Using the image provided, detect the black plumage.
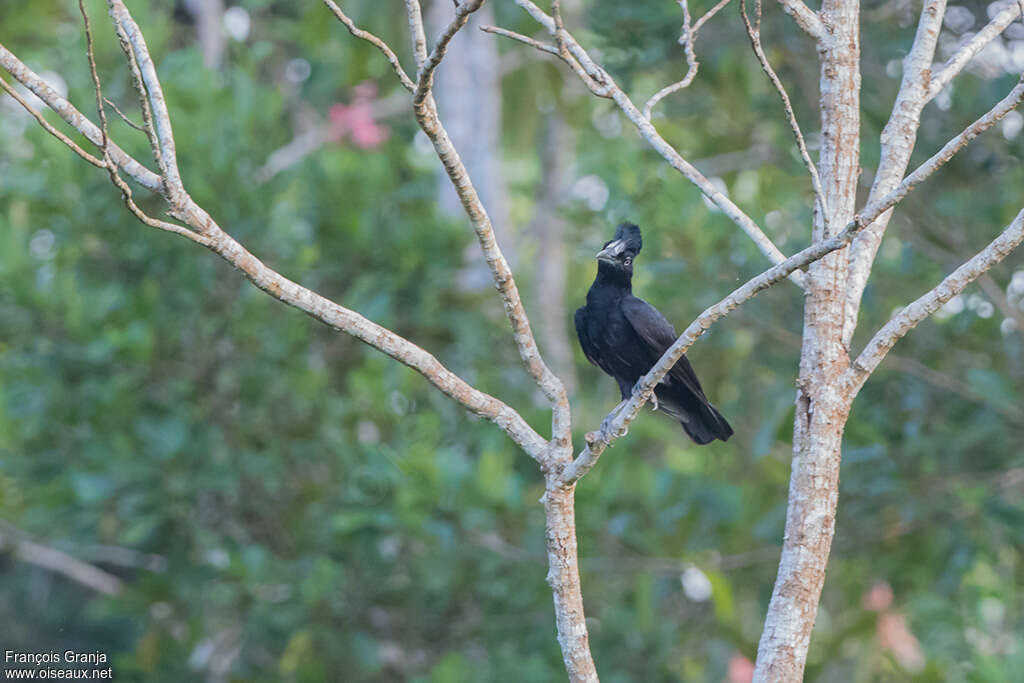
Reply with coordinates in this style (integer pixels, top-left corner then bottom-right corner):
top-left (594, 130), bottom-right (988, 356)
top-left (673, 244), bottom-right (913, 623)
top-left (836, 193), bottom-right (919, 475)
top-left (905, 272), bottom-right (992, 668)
top-left (574, 223), bottom-right (733, 444)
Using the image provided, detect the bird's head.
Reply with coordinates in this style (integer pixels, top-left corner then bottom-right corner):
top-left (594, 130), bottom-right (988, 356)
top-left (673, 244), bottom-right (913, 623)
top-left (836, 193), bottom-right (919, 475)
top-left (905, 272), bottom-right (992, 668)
top-left (596, 222), bottom-right (642, 278)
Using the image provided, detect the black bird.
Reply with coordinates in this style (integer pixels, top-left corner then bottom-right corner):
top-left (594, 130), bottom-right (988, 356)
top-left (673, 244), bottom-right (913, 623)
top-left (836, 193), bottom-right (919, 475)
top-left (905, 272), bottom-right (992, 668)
top-left (574, 223), bottom-right (733, 444)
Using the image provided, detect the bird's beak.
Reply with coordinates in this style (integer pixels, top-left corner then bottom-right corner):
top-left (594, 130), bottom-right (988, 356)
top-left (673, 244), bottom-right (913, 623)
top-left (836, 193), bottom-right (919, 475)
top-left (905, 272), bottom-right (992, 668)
top-left (596, 239), bottom-right (625, 262)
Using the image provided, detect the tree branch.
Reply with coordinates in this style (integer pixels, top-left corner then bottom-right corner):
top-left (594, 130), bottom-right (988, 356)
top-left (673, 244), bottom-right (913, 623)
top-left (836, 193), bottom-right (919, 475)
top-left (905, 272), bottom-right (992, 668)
top-left (927, 1), bottom-right (1024, 102)
top-left (107, 0), bottom-right (187, 202)
top-left (404, 0), bottom-right (429, 72)
top-left (0, 526), bottom-right (123, 596)
top-left (0, 42), bottom-right (163, 193)
top-left (3, 39), bottom-right (548, 463)
top-left (506, 0), bottom-right (806, 288)
top-left (319, 0), bottom-right (416, 92)
top-left (0, 75), bottom-right (105, 168)
top-left (413, 0), bottom-right (486, 105)
top-left (844, 0), bottom-right (947, 346)
top-left (848, 208), bottom-right (1024, 391)
top-left (739, 0), bottom-right (829, 225)
top-left (845, 71), bottom-right (1024, 346)
top-left (642, 0), bottom-right (707, 119)
top-left (775, 0), bottom-right (826, 41)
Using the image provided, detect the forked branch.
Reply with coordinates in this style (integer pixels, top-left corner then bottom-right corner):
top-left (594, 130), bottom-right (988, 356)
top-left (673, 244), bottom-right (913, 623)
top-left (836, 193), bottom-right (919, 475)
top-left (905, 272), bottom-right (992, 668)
top-left (504, 0), bottom-right (806, 288)
top-left (848, 208), bottom-right (1024, 390)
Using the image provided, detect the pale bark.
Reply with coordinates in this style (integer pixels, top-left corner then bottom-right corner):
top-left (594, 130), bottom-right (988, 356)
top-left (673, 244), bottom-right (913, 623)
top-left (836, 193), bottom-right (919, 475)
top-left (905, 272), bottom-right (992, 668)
top-left (543, 481), bottom-right (599, 683)
top-left (776, 0), bottom-right (826, 41)
top-left (753, 0), bottom-right (861, 678)
top-left (843, 0), bottom-right (946, 347)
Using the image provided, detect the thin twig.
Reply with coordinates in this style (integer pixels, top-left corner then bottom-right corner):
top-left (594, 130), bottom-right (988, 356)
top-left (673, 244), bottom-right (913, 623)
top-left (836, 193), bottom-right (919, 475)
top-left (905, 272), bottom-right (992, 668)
top-left (481, 23), bottom-right (611, 97)
top-left (739, 0), bottom-right (828, 224)
top-left (414, 0), bottom-right (486, 104)
top-left (81, 0), bottom-right (205, 244)
top-left (320, 0), bottom-right (416, 92)
top-left (0, 75), bottom-right (105, 168)
top-left (0, 43), bottom-right (162, 193)
top-left (480, 25), bottom-right (559, 56)
top-left (104, 96), bottom-right (145, 131)
top-left (693, 0), bottom-right (733, 33)
top-left (642, 0), bottom-right (701, 120)
top-left (928, 1), bottom-right (1023, 102)
top-left (107, 0), bottom-right (186, 201)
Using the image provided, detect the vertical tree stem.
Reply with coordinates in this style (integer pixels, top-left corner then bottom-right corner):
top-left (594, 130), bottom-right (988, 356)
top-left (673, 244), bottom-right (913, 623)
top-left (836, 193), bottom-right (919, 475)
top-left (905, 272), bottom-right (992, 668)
top-left (543, 480), bottom-right (599, 682)
top-left (753, 0), bottom-right (861, 677)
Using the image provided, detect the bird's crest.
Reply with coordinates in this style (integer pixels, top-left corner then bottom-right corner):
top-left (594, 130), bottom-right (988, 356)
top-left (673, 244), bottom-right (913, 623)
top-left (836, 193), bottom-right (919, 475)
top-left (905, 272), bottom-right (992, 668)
top-left (614, 222), bottom-right (642, 254)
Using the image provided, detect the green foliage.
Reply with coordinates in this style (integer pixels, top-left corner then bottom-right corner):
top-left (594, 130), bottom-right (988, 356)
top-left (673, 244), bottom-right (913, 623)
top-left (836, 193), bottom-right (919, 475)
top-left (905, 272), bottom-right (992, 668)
top-left (1, 1), bottom-right (1023, 681)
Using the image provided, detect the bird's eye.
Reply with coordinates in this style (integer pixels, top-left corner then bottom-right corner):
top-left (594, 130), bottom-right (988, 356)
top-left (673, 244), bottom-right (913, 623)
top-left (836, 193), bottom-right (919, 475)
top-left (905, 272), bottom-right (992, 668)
top-left (623, 256), bottom-right (633, 266)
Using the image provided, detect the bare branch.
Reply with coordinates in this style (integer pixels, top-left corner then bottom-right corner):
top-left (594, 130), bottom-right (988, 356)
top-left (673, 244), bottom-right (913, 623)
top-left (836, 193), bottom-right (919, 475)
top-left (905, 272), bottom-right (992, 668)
top-left (480, 25), bottom-right (559, 56)
top-left (928, 1), bottom-right (1024, 102)
top-left (107, 0), bottom-right (186, 200)
top-left (507, 0), bottom-right (805, 288)
top-left (848, 208), bottom-right (1024, 390)
top-left (414, 0), bottom-right (486, 104)
top-left (481, 23), bottom-right (611, 97)
top-left (775, 0), bottom-right (826, 41)
top-left (0, 42), bottom-right (163, 192)
top-left (404, 0), bottom-right (429, 71)
top-left (320, 0), bottom-right (416, 92)
top-left (104, 96), bottom-right (146, 131)
top-left (642, 0), bottom-right (701, 119)
top-left (0, 526), bottom-right (123, 596)
top-left (865, 75), bottom-right (1024, 215)
top-left (110, 18), bottom-right (164, 168)
top-left (81, 0), bottom-right (207, 245)
top-left (0, 75), bottom-right (105, 168)
top-left (739, 0), bottom-right (829, 224)
top-left (843, 0), bottom-right (948, 346)
top-left (693, 0), bottom-right (734, 33)
top-left (411, 101), bottom-right (571, 452)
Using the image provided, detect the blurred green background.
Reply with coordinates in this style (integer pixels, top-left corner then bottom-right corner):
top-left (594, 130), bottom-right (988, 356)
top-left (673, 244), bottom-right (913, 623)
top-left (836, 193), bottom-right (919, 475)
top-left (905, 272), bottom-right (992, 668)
top-left (1, 1), bottom-right (1023, 681)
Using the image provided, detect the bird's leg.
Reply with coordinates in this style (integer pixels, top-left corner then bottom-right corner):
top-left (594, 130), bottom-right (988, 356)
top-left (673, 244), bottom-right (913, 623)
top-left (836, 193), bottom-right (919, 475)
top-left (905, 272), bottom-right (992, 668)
top-left (600, 400), bottom-right (630, 439)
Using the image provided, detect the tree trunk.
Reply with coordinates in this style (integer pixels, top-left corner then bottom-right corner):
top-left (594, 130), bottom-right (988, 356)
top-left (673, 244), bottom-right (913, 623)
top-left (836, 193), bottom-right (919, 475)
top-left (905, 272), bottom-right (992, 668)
top-left (753, 0), bottom-right (860, 679)
top-left (543, 479), bottom-right (599, 683)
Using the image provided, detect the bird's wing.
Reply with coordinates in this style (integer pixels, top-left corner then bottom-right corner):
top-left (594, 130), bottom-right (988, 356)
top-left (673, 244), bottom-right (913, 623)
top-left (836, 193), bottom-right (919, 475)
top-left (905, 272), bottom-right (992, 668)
top-left (574, 306), bottom-right (601, 368)
top-left (621, 296), bottom-right (706, 395)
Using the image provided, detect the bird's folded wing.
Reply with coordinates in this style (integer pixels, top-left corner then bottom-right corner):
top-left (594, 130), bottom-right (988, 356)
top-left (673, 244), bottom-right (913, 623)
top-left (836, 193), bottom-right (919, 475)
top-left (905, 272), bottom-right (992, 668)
top-left (621, 296), bottom-right (706, 395)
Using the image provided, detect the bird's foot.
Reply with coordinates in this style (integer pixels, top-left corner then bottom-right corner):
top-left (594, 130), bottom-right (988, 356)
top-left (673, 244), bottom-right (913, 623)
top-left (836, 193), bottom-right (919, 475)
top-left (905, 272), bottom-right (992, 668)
top-left (630, 380), bottom-right (658, 411)
top-left (600, 400), bottom-right (630, 440)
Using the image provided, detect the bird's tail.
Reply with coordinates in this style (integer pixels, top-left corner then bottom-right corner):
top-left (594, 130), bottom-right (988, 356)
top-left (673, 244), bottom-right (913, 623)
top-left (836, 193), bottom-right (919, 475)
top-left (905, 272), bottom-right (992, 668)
top-left (681, 400), bottom-right (733, 445)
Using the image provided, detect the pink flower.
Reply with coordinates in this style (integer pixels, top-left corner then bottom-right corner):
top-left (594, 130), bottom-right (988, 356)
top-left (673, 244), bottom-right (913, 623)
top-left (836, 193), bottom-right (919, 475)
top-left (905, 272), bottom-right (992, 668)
top-left (727, 654), bottom-right (754, 683)
top-left (328, 81), bottom-right (389, 150)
